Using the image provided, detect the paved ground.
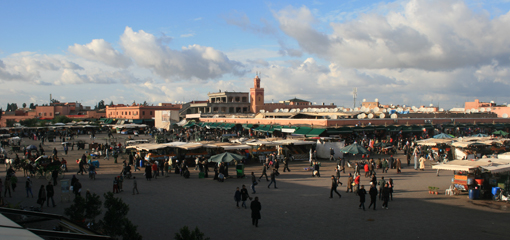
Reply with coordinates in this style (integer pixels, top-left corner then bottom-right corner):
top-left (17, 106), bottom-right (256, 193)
top-left (2, 133), bottom-right (509, 239)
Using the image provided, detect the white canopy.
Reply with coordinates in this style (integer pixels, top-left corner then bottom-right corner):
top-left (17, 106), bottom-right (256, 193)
top-left (432, 158), bottom-right (510, 173)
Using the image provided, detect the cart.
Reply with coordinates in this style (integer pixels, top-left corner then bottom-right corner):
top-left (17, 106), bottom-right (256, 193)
top-left (34, 155), bottom-right (65, 181)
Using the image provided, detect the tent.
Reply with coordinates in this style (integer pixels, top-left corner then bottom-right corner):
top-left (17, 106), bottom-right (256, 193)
top-left (340, 143), bottom-right (368, 155)
top-left (492, 130), bottom-right (509, 136)
top-left (433, 133), bottom-right (454, 139)
top-left (209, 152), bottom-right (245, 163)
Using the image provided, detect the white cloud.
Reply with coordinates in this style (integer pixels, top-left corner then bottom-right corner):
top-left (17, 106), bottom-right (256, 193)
top-left (275, 0), bottom-right (510, 70)
top-left (180, 33), bottom-right (195, 38)
top-left (68, 39), bottom-right (132, 68)
top-left (120, 26), bottom-right (244, 81)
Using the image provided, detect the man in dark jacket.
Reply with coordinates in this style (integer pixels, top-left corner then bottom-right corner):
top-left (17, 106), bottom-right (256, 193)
top-left (46, 182), bottom-right (56, 207)
top-left (250, 197), bottom-right (261, 227)
top-left (330, 175), bottom-right (341, 198)
top-left (268, 169), bottom-right (277, 189)
top-left (368, 184), bottom-right (378, 210)
top-left (358, 185), bottom-right (367, 210)
top-left (346, 173), bottom-right (354, 193)
top-left (313, 161), bottom-right (320, 177)
top-left (382, 183), bottom-right (390, 209)
top-left (283, 157), bottom-right (290, 172)
top-left (258, 164), bottom-right (269, 182)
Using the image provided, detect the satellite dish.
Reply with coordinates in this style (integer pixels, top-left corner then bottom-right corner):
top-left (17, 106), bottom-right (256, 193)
top-left (465, 109), bottom-right (471, 114)
top-left (290, 109), bottom-right (296, 113)
top-left (379, 113), bottom-right (386, 119)
top-left (471, 108), bottom-right (476, 112)
top-left (360, 113), bottom-right (366, 119)
top-left (368, 113), bottom-right (374, 119)
top-left (374, 107), bottom-right (380, 112)
top-left (357, 114), bottom-right (362, 119)
top-left (296, 108), bottom-right (301, 112)
top-left (382, 109), bottom-right (387, 113)
top-left (503, 113), bottom-right (509, 118)
top-left (439, 108), bottom-right (444, 112)
top-left (473, 109), bottom-right (479, 113)
top-left (354, 107), bottom-right (359, 111)
top-left (302, 108), bottom-right (308, 112)
top-left (390, 113), bottom-right (398, 119)
top-left (274, 109), bottom-right (279, 112)
top-left (360, 106), bottom-right (366, 112)
top-left (480, 108), bottom-right (486, 112)
top-left (397, 107), bottom-right (403, 112)
top-left (284, 109), bottom-right (289, 113)
top-left (349, 109), bottom-right (353, 112)
top-left (334, 108), bottom-right (339, 112)
top-left (343, 109), bottom-right (347, 112)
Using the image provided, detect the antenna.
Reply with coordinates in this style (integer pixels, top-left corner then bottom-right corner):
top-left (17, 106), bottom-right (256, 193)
top-left (353, 87), bottom-right (357, 109)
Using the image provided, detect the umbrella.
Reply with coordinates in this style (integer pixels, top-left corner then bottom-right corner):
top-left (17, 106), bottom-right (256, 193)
top-left (471, 133), bottom-right (489, 137)
top-left (26, 145), bottom-right (37, 150)
top-left (340, 143), bottom-right (369, 155)
top-left (209, 152), bottom-right (245, 163)
top-left (54, 123), bottom-right (66, 126)
top-left (493, 130), bottom-right (509, 136)
top-left (433, 133), bottom-right (453, 139)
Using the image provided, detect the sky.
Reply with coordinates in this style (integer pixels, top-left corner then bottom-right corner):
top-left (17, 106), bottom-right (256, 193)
top-left (2, 0), bottom-right (510, 110)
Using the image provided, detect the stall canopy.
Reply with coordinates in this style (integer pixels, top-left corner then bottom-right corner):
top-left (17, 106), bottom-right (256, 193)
top-left (293, 127), bottom-right (312, 135)
top-left (432, 158), bottom-right (510, 173)
top-left (305, 128), bottom-right (326, 137)
top-left (433, 133), bottom-right (454, 139)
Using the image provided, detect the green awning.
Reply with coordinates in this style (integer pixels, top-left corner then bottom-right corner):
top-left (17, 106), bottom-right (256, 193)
top-left (306, 128), bottom-right (326, 137)
top-left (223, 123), bottom-right (235, 130)
top-left (353, 126), bottom-right (374, 132)
top-left (253, 125), bottom-right (266, 131)
top-left (242, 124), bottom-right (253, 129)
top-left (257, 125), bottom-right (272, 132)
top-left (268, 125), bottom-right (282, 133)
top-left (293, 127), bottom-right (312, 135)
top-left (132, 119), bottom-right (144, 124)
top-left (327, 127), bottom-right (352, 134)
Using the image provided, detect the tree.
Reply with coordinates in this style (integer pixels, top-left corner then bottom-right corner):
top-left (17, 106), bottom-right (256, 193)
top-left (22, 103), bottom-right (27, 108)
top-left (99, 192), bottom-right (141, 239)
top-left (52, 115), bottom-right (72, 124)
top-left (19, 118), bottom-right (39, 127)
top-left (64, 192), bottom-right (102, 229)
top-left (174, 226), bottom-right (210, 240)
top-left (29, 103), bottom-right (35, 109)
top-left (50, 98), bottom-right (60, 104)
top-left (0, 108), bottom-right (3, 120)
top-left (6, 119), bottom-right (16, 127)
top-left (109, 101), bottom-right (114, 106)
top-left (64, 196), bottom-right (86, 224)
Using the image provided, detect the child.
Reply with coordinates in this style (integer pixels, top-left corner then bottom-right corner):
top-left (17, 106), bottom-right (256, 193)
top-left (358, 185), bottom-right (367, 210)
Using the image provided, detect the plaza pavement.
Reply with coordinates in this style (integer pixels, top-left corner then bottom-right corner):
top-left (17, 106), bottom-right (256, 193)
top-left (2, 133), bottom-right (509, 239)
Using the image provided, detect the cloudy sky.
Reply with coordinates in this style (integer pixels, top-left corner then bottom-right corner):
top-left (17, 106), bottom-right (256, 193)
top-left (1, 0), bottom-right (510, 109)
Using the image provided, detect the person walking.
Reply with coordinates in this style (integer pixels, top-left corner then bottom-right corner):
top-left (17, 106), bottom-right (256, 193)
top-left (250, 172), bottom-right (257, 194)
top-left (250, 197), bottom-right (261, 227)
top-left (25, 177), bottom-right (34, 198)
top-left (368, 184), bottom-right (378, 210)
top-left (413, 147), bottom-right (419, 170)
top-left (283, 157), bottom-right (290, 172)
top-left (132, 177), bottom-right (139, 195)
top-left (358, 185), bottom-right (367, 210)
top-left (258, 164), bottom-right (269, 182)
top-left (388, 178), bottom-right (394, 200)
top-left (113, 177), bottom-right (119, 193)
top-left (419, 156), bottom-right (426, 171)
top-left (354, 174), bottom-right (361, 194)
top-left (330, 148), bottom-right (335, 161)
top-left (46, 182), bottom-right (56, 207)
top-left (313, 161), bottom-right (321, 177)
top-left (378, 176), bottom-right (386, 200)
top-left (145, 164), bottom-right (152, 181)
top-left (73, 179), bottom-right (82, 197)
top-left (346, 173), bottom-right (354, 193)
top-left (268, 169), bottom-right (277, 189)
top-left (234, 187), bottom-right (241, 208)
top-left (37, 185), bottom-right (46, 210)
top-left (396, 158), bottom-right (402, 173)
top-left (381, 159), bottom-right (388, 173)
top-left (330, 175), bottom-right (341, 198)
top-left (52, 169), bottom-right (59, 186)
top-left (382, 183), bottom-right (390, 209)
top-left (240, 185), bottom-right (251, 209)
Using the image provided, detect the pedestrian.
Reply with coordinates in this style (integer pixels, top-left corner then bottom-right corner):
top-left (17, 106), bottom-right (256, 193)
top-left (37, 185), bottom-right (46, 210)
top-left (145, 164), bottom-right (152, 181)
top-left (419, 156), bottom-right (426, 171)
top-left (132, 177), bottom-right (139, 195)
top-left (396, 158), bottom-right (401, 173)
top-left (113, 177), bottom-right (119, 193)
top-left (52, 169), bottom-right (59, 186)
top-left (330, 148), bottom-right (335, 161)
top-left (346, 173), bottom-right (353, 193)
top-left (358, 185), bottom-right (367, 210)
top-left (250, 172), bottom-right (257, 194)
top-left (382, 183), bottom-right (390, 209)
top-left (250, 197), bottom-right (261, 227)
top-left (25, 177), bottom-right (33, 198)
top-left (46, 182), bottom-right (56, 207)
top-left (73, 179), bottom-right (82, 197)
top-left (234, 187), bottom-right (241, 208)
top-left (283, 156), bottom-right (291, 172)
top-left (335, 166), bottom-right (342, 184)
top-left (413, 147), bottom-right (419, 170)
top-left (241, 185), bottom-right (251, 208)
top-left (152, 162), bottom-right (158, 179)
top-left (268, 169), bottom-right (277, 189)
top-left (368, 184), bottom-right (378, 210)
top-left (258, 164), bottom-right (269, 182)
top-left (354, 174), bottom-right (360, 194)
top-left (378, 176), bottom-right (386, 200)
top-left (330, 175), bottom-right (341, 198)
top-left (10, 174), bottom-right (17, 192)
top-left (313, 161), bottom-right (320, 177)
top-left (388, 178), bottom-right (394, 200)
top-left (382, 159), bottom-right (388, 173)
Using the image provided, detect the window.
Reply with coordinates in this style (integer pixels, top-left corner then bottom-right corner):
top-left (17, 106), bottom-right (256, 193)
top-left (129, 112), bottom-right (131, 115)
top-left (149, 111), bottom-right (152, 115)
top-left (49, 113), bottom-right (52, 116)
top-left (143, 111), bottom-right (145, 115)
top-left (44, 113), bottom-right (47, 116)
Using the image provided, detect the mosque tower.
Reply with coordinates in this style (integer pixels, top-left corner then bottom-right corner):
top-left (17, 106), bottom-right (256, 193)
top-left (250, 74), bottom-right (264, 113)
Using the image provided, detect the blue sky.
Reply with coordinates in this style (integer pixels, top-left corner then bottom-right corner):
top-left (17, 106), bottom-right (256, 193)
top-left (2, 0), bottom-right (510, 110)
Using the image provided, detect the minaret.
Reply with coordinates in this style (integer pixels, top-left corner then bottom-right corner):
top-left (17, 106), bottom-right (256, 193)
top-left (250, 74), bottom-right (264, 113)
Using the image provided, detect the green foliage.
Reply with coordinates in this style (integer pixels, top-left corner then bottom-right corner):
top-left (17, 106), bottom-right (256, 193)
top-left (52, 115), bottom-right (72, 124)
top-left (19, 118), bottom-right (39, 127)
top-left (22, 103), bottom-right (27, 108)
top-left (85, 192), bottom-right (103, 224)
top-left (50, 99), bottom-right (60, 104)
top-left (99, 192), bottom-right (141, 239)
top-left (6, 119), bottom-right (16, 127)
top-left (64, 196), bottom-right (86, 224)
top-left (174, 226), bottom-right (210, 240)
top-left (29, 103), bottom-right (35, 109)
